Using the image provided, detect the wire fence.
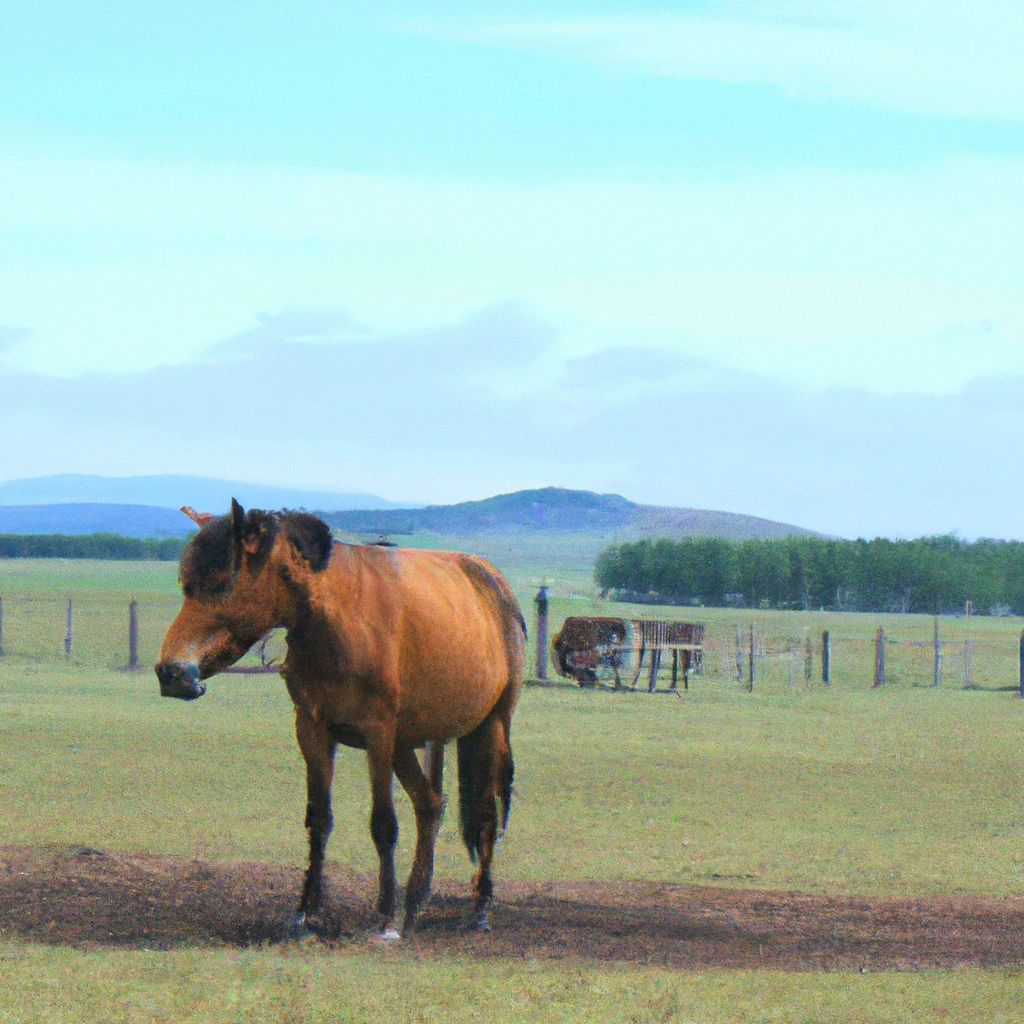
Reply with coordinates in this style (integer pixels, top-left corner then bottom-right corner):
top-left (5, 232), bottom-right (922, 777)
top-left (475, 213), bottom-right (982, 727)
top-left (537, 604), bottom-right (1024, 694)
top-left (2, 591), bottom-right (1023, 695)
top-left (0, 593), bottom-right (286, 673)
top-left (675, 625), bottom-right (1022, 692)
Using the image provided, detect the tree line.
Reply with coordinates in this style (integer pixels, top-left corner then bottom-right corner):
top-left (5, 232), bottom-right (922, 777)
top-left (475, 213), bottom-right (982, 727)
top-left (594, 535), bottom-right (1024, 615)
top-left (0, 533), bottom-right (186, 561)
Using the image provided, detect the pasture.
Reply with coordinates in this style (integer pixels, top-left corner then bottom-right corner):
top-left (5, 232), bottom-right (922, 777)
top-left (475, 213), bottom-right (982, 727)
top-left (2, 557), bottom-right (1024, 1021)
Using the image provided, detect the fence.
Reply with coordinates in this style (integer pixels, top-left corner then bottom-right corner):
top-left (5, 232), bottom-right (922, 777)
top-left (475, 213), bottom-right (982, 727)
top-left (689, 623), bottom-right (1024, 693)
top-left (534, 596), bottom-right (1024, 694)
top-left (3, 590), bottom-right (1024, 695)
top-left (0, 593), bottom-right (285, 673)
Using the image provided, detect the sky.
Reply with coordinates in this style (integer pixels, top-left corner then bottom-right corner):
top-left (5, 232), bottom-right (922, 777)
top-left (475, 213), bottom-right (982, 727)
top-left (1, 1), bottom-right (1021, 538)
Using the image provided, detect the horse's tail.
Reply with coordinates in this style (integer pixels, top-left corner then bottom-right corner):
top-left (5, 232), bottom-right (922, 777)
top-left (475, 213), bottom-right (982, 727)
top-left (457, 723), bottom-right (487, 864)
top-left (457, 710), bottom-right (514, 865)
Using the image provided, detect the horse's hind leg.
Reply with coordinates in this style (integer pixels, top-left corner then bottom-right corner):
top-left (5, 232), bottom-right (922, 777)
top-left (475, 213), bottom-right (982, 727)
top-left (393, 740), bottom-right (445, 935)
top-left (458, 712), bottom-right (513, 932)
top-left (293, 709), bottom-right (336, 936)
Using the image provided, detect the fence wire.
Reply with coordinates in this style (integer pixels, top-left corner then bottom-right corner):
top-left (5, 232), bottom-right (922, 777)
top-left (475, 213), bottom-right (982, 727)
top-left (0, 593), bottom-right (287, 672)
top-left (2, 593), bottom-right (1022, 692)
top-left (552, 615), bottom-right (1023, 692)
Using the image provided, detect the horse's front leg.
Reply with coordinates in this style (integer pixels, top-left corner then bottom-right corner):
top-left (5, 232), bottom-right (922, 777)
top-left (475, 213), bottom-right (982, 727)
top-left (393, 740), bottom-right (445, 935)
top-left (292, 708), bottom-right (336, 936)
top-left (365, 723), bottom-right (400, 941)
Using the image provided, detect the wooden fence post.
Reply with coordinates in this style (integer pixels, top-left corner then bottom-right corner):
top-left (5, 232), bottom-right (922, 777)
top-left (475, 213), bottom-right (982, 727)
top-left (804, 636), bottom-right (813, 682)
top-left (932, 616), bottom-right (941, 688)
top-left (821, 630), bottom-right (831, 685)
top-left (748, 622), bottom-right (755, 692)
top-left (963, 639), bottom-right (974, 689)
top-left (128, 597), bottom-right (139, 671)
top-left (64, 596), bottom-right (73, 659)
top-left (1019, 631), bottom-right (1024, 699)
top-left (873, 627), bottom-right (886, 687)
top-left (735, 623), bottom-right (743, 682)
top-left (534, 586), bottom-right (549, 681)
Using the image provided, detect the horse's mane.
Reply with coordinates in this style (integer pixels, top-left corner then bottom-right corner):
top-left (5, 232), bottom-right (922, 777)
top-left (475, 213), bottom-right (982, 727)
top-left (180, 509), bottom-right (333, 598)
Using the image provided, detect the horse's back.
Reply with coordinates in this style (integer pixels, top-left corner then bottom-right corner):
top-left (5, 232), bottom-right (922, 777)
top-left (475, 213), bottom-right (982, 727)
top-left (395, 548), bottom-right (525, 685)
top-left (328, 545), bottom-right (525, 742)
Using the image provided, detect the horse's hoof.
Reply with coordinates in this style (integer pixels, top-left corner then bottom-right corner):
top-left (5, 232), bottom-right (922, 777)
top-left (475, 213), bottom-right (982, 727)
top-left (372, 927), bottom-right (401, 944)
top-left (471, 912), bottom-right (491, 933)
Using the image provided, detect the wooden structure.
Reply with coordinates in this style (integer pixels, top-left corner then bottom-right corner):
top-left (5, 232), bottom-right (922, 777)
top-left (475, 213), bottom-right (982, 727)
top-left (551, 616), bottom-right (704, 692)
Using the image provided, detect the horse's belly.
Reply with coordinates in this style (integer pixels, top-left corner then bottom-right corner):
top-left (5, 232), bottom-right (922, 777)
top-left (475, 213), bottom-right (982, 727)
top-left (396, 671), bottom-right (507, 743)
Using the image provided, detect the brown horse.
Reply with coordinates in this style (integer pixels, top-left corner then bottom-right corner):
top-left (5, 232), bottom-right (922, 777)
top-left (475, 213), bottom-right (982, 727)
top-left (155, 500), bottom-right (525, 940)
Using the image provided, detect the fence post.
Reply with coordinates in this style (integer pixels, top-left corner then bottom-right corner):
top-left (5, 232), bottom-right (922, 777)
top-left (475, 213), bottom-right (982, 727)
top-left (534, 586), bottom-right (549, 681)
top-left (873, 627), bottom-right (886, 687)
top-left (64, 595), bottom-right (73, 659)
top-left (932, 616), bottom-right (941, 688)
top-left (963, 639), bottom-right (974, 689)
top-left (735, 623), bottom-right (743, 682)
top-left (821, 630), bottom-right (831, 685)
top-left (748, 622), bottom-right (755, 691)
top-left (804, 636), bottom-right (813, 682)
top-left (1019, 631), bottom-right (1024, 699)
top-left (128, 597), bottom-right (139, 671)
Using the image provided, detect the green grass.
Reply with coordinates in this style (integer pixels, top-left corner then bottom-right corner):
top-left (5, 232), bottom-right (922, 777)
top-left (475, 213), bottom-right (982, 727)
top-left (0, 558), bottom-right (180, 597)
top-left (4, 556), bottom-right (1023, 689)
top-left (4, 557), bottom-right (1024, 1021)
top-left (2, 942), bottom-right (1024, 1024)
top-left (3, 662), bottom-right (1024, 897)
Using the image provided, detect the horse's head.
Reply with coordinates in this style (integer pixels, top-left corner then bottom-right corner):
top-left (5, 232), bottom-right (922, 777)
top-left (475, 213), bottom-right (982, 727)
top-left (155, 498), bottom-right (333, 700)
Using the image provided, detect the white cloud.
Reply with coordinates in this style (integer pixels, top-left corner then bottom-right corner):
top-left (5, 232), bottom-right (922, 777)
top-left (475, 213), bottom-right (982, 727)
top-left (0, 147), bottom-right (1020, 390)
top-left (2, 305), bottom-right (1024, 538)
top-left (442, 2), bottom-right (1024, 121)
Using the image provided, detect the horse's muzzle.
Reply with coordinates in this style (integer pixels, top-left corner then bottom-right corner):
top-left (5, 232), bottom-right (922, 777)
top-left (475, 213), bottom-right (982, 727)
top-left (155, 661), bottom-right (207, 700)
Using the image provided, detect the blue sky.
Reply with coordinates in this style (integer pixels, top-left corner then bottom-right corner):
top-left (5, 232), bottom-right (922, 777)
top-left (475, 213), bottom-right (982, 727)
top-left (1, 2), bottom-right (1021, 537)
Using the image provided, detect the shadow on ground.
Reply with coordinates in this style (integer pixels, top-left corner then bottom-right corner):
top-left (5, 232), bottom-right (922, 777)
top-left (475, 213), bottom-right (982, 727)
top-left (2, 845), bottom-right (1023, 971)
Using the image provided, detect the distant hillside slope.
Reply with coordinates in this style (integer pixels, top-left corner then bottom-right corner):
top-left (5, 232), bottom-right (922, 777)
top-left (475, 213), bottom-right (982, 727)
top-left (324, 487), bottom-right (820, 541)
top-left (0, 504), bottom-right (194, 538)
top-left (0, 474), bottom-right (404, 512)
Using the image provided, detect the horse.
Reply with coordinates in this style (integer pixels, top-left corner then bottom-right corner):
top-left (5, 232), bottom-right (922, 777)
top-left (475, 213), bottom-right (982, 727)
top-left (155, 499), bottom-right (525, 941)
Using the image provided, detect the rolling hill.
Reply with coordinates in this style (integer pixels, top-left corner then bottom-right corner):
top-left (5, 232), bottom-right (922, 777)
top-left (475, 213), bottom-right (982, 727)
top-left (322, 488), bottom-right (823, 583)
top-left (0, 503), bottom-right (194, 538)
top-left (322, 487), bottom-right (819, 542)
top-left (0, 484), bottom-right (822, 581)
top-left (0, 474), bottom-right (404, 512)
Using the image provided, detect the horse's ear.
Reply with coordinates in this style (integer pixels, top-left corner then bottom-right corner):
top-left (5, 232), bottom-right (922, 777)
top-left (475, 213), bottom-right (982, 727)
top-left (229, 498), bottom-right (246, 572)
top-left (181, 505), bottom-right (216, 526)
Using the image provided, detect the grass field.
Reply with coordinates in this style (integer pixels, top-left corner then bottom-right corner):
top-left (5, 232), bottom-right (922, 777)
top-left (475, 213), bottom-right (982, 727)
top-left (2, 942), bottom-right (1024, 1024)
top-left (3, 556), bottom-right (1024, 1020)
top-left (3, 555), bottom-right (1022, 691)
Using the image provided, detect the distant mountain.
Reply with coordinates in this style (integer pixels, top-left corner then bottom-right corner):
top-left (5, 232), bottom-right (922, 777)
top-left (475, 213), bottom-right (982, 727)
top-left (324, 487), bottom-right (820, 542)
top-left (0, 486), bottom-right (822, 576)
top-left (0, 474), bottom-right (406, 513)
top-left (0, 503), bottom-right (197, 538)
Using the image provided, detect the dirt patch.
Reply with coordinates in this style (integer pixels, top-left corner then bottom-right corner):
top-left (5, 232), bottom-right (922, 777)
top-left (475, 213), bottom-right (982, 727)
top-left (2, 845), bottom-right (1023, 971)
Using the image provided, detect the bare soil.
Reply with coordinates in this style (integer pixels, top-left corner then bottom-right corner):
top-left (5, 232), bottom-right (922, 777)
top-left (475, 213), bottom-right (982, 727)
top-left (2, 845), bottom-right (1023, 972)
